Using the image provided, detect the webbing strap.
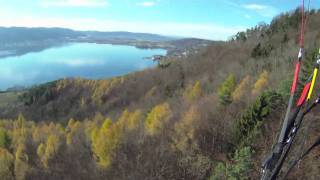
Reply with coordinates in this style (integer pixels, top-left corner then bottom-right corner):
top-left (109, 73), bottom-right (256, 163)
top-left (291, 62), bottom-right (302, 95)
top-left (297, 82), bottom-right (311, 106)
top-left (307, 68), bottom-right (318, 100)
top-left (300, 0), bottom-right (305, 47)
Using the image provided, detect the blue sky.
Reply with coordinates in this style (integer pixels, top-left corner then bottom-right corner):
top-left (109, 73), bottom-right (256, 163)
top-left (0, 0), bottom-right (319, 40)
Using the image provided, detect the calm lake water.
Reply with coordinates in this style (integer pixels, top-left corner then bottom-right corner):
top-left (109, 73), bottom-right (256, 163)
top-left (0, 43), bottom-right (166, 90)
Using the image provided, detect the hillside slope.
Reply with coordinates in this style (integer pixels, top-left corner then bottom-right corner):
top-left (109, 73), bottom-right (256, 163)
top-left (0, 8), bottom-right (320, 180)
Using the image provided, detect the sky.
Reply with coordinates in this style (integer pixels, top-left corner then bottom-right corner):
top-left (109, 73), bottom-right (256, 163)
top-left (0, 0), bottom-right (319, 40)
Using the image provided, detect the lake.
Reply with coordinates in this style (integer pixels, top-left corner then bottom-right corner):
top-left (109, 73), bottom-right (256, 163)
top-left (0, 43), bottom-right (166, 90)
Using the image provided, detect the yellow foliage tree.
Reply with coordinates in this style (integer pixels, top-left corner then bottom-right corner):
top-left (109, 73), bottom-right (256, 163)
top-left (173, 105), bottom-right (200, 152)
top-left (15, 143), bottom-right (28, 163)
top-left (14, 143), bottom-right (29, 180)
top-left (38, 135), bottom-right (60, 168)
top-left (145, 102), bottom-right (172, 136)
top-left (117, 110), bottom-right (130, 130)
top-left (184, 81), bottom-right (204, 101)
top-left (0, 148), bottom-right (14, 180)
top-left (16, 113), bottom-right (26, 129)
top-left (232, 75), bottom-right (251, 101)
top-left (37, 143), bottom-right (45, 159)
top-left (252, 71), bottom-right (269, 95)
top-left (90, 109), bottom-right (143, 168)
top-left (0, 128), bottom-right (10, 149)
top-left (91, 118), bottom-right (121, 168)
top-left (66, 122), bottom-right (81, 146)
top-left (32, 127), bottom-right (41, 144)
top-left (12, 114), bottom-right (28, 153)
top-left (127, 110), bottom-right (143, 131)
top-left (101, 119), bottom-right (113, 133)
top-left (45, 135), bottom-right (59, 160)
top-left (67, 118), bottom-right (76, 130)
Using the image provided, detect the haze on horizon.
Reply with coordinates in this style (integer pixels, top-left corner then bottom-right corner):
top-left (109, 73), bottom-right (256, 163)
top-left (0, 0), bottom-right (319, 40)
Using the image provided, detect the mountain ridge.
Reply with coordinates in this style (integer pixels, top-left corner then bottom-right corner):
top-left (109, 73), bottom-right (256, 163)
top-left (0, 26), bottom-right (213, 58)
top-left (0, 26), bottom-right (177, 42)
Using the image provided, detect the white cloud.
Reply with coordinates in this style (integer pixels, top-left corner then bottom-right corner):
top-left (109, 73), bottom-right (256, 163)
top-left (243, 4), bottom-right (268, 10)
top-left (0, 68), bottom-right (40, 86)
top-left (40, 0), bottom-right (108, 7)
top-left (0, 15), bottom-right (246, 40)
top-left (53, 58), bottom-right (106, 67)
top-left (244, 14), bottom-right (251, 19)
top-left (242, 3), bottom-right (278, 17)
top-left (224, 1), bottom-right (278, 18)
top-left (137, 1), bottom-right (156, 7)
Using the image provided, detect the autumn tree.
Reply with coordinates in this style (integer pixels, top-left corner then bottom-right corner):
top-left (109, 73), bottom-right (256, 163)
top-left (127, 110), bottom-right (143, 131)
top-left (91, 118), bottom-right (121, 168)
top-left (15, 143), bottom-right (29, 180)
top-left (252, 71), bottom-right (269, 96)
top-left (0, 148), bottom-right (14, 180)
top-left (232, 75), bottom-right (251, 101)
top-left (172, 105), bottom-right (212, 179)
top-left (38, 134), bottom-right (61, 168)
top-left (144, 102), bottom-right (172, 136)
top-left (66, 120), bottom-right (82, 146)
top-left (184, 81), bottom-right (204, 101)
top-left (173, 105), bottom-right (200, 152)
top-left (0, 128), bottom-right (10, 149)
top-left (12, 114), bottom-right (28, 149)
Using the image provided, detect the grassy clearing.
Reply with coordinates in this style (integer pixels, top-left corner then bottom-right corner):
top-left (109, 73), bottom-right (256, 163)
top-left (0, 92), bottom-right (21, 108)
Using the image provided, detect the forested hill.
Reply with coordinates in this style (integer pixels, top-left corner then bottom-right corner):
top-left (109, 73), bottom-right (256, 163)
top-left (0, 8), bottom-right (320, 180)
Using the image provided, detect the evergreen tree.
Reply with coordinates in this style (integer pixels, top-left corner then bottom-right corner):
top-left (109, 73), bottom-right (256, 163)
top-left (218, 74), bottom-right (236, 105)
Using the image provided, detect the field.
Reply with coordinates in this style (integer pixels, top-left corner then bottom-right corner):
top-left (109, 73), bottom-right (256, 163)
top-left (0, 91), bottom-right (21, 108)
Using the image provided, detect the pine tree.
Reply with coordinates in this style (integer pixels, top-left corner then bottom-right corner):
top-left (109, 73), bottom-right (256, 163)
top-left (209, 147), bottom-right (253, 180)
top-left (228, 147), bottom-right (254, 179)
top-left (218, 74), bottom-right (236, 105)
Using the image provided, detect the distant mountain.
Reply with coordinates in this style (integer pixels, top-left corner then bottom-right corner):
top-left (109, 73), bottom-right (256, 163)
top-left (0, 26), bottom-right (213, 58)
top-left (0, 27), bottom-right (176, 44)
top-left (84, 31), bottom-right (176, 42)
top-left (0, 27), bottom-right (83, 44)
